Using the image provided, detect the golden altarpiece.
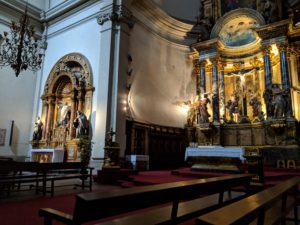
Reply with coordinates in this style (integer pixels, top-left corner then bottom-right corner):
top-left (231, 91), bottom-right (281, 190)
top-left (31, 53), bottom-right (94, 160)
top-left (186, 0), bottom-right (300, 147)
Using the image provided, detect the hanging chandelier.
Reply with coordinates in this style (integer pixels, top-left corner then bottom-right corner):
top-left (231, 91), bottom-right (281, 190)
top-left (0, 4), bottom-right (45, 77)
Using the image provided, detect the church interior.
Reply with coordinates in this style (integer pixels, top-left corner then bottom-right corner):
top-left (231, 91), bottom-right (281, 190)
top-left (1, 0), bottom-right (300, 224)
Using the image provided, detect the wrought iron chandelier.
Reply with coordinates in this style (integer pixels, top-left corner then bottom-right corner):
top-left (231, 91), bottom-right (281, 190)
top-left (0, 4), bottom-right (45, 77)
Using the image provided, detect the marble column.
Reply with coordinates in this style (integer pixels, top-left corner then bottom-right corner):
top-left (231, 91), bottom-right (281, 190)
top-left (218, 62), bottom-right (226, 122)
top-left (279, 44), bottom-right (292, 117)
top-left (263, 46), bottom-right (273, 118)
top-left (263, 46), bottom-right (273, 90)
top-left (212, 59), bottom-right (219, 122)
top-left (199, 60), bottom-right (206, 96)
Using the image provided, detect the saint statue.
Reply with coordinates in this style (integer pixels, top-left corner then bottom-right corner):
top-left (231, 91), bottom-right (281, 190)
top-left (226, 91), bottom-right (240, 123)
top-left (57, 102), bottom-right (71, 127)
top-left (198, 93), bottom-right (211, 124)
top-left (249, 92), bottom-right (263, 121)
top-left (73, 110), bottom-right (88, 138)
top-left (186, 100), bottom-right (197, 126)
top-left (271, 84), bottom-right (286, 118)
top-left (32, 117), bottom-right (43, 141)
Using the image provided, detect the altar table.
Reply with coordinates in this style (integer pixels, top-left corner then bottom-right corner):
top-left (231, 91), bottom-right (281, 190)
top-left (30, 149), bottom-right (65, 163)
top-left (185, 146), bottom-right (245, 161)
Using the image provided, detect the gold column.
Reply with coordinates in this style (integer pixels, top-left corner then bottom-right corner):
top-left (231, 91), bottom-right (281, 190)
top-left (41, 100), bottom-right (48, 140)
top-left (70, 94), bottom-right (77, 139)
top-left (218, 61), bottom-right (226, 122)
top-left (46, 96), bottom-right (55, 140)
top-left (77, 88), bottom-right (84, 112)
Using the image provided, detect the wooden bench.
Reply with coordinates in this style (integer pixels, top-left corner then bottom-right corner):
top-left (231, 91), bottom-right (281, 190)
top-left (46, 167), bottom-right (93, 197)
top-left (0, 161), bottom-right (93, 196)
top-left (196, 176), bottom-right (300, 225)
top-left (39, 173), bottom-right (253, 225)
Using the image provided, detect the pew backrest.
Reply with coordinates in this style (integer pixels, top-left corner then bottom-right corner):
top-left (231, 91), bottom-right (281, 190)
top-left (196, 176), bottom-right (300, 225)
top-left (71, 174), bottom-right (253, 224)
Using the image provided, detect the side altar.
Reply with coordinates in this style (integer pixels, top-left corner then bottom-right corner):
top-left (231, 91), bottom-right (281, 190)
top-left (30, 53), bottom-right (94, 161)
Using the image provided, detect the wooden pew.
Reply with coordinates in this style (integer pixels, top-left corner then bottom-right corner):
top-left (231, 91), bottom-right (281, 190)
top-left (196, 176), bottom-right (300, 225)
top-left (0, 161), bottom-right (93, 196)
top-left (39, 173), bottom-right (253, 225)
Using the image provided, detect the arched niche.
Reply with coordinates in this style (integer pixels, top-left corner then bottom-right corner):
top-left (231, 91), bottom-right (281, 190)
top-left (39, 53), bottom-right (94, 159)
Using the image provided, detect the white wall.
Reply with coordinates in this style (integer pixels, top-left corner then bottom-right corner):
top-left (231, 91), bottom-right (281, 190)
top-left (0, 24), bottom-right (37, 157)
top-left (49, 0), bottom-right (66, 9)
top-left (153, 0), bottom-right (200, 22)
top-left (128, 23), bottom-right (196, 128)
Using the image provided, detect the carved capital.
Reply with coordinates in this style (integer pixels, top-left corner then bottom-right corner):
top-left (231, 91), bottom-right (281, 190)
top-left (205, 64), bottom-right (212, 71)
top-left (210, 58), bottom-right (218, 66)
top-left (218, 61), bottom-right (226, 71)
top-left (262, 46), bottom-right (272, 55)
top-left (278, 43), bottom-right (288, 52)
top-left (97, 4), bottom-right (135, 28)
top-left (199, 60), bottom-right (207, 67)
top-left (194, 63), bottom-right (200, 75)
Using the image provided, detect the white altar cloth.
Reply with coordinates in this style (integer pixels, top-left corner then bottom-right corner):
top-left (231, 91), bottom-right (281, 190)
top-left (30, 149), bottom-right (65, 163)
top-left (185, 146), bottom-right (245, 161)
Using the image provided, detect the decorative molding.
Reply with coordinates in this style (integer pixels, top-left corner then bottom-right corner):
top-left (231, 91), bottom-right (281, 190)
top-left (256, 20), bottom-right (290, 40)
top-left (42, 0), bottom-right (92, 22)
top-left (0, 0), bottom-right (41, 21)
top-left (43, 53), bottom-right (94, 97)
top-left (97, 3), bottom-right (135, 28)
top-left (131, 0), bottom-right (196, 46)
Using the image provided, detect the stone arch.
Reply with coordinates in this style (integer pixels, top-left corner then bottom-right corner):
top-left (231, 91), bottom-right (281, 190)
top-left (39, 53), bottom-right (94, 158)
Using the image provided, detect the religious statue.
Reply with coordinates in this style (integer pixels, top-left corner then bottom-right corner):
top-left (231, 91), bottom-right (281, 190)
top-left (271, 84), bottom-right (286, 119)
top-left (198, 93), bottom-right (211, 124)
top-left (32, 117), bottom-right (43, 141)
top-left (226, 91), bottom-right (240, 123)
top-left (73, 110), bottom-right (88, 138)
top-left (263, 88), bottom-right (273, 118)
top-left (249, 92), bottom-right (263, 121)
top-left (105, 128), bottom-right (116, 147)
top-left (57, 102), bottom-right (71, 127)
top-left (187, 100), bottom-right (197, 126)
top-left (262, 0), bottom-right (278, 24)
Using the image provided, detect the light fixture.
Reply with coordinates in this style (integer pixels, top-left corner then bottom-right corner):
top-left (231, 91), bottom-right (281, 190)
top-left (0, 3), bottom-right (45, 77)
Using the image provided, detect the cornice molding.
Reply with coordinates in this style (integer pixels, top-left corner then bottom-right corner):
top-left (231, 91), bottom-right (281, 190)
top-left (255, 19), bottom-right (290, 40)
top-left (97, 3), bottom-right (135, 28)
top-left (131, 0), bottom-right (196, 46)
top-left (42, 0), bottom-right (92, 22)
top-left (0, 0), bottom-right (41, 21)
